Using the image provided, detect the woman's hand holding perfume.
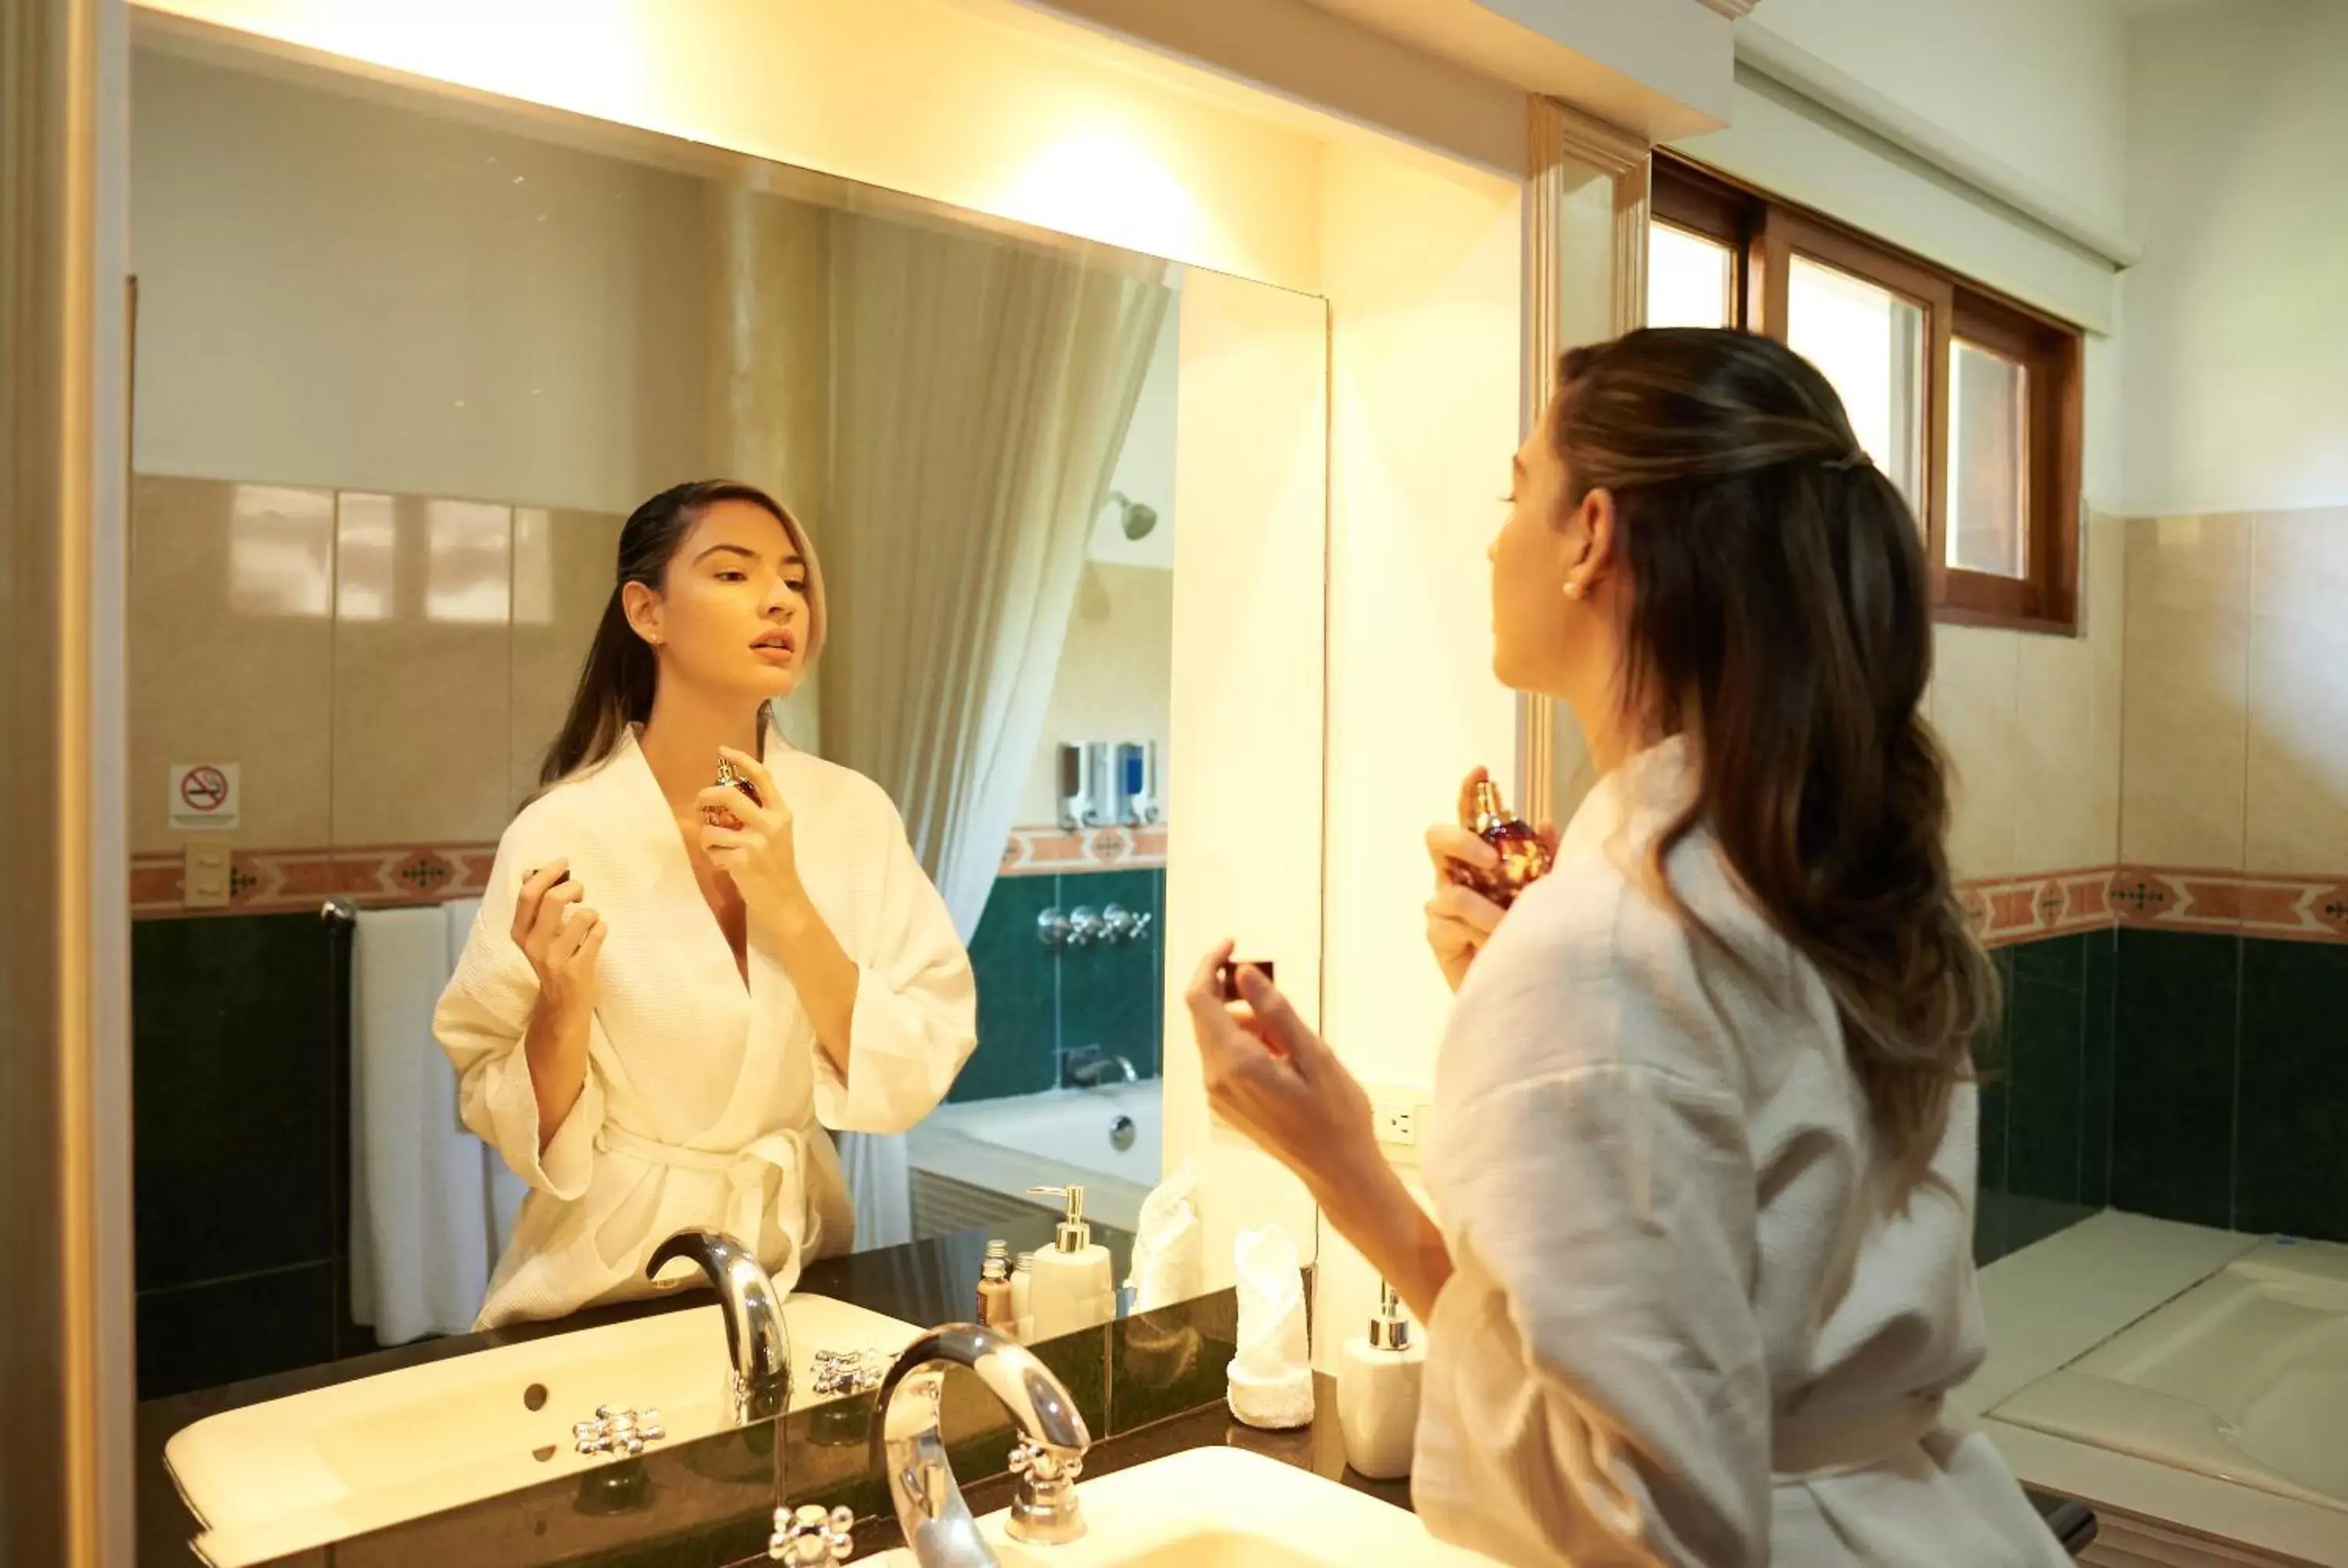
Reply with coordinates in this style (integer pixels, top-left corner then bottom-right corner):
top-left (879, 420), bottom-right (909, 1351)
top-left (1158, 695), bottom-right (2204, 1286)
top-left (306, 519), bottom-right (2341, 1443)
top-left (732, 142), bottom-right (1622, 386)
top-left (1423, 767), bottom-right (1558, 993)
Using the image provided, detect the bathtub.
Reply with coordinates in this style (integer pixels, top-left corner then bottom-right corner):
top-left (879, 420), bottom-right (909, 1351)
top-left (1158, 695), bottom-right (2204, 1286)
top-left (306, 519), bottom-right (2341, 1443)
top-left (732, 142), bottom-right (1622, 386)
top-left (1992, 1235), bottom-right (2348, 1514)
top-left (907, 1083), bottom-right (1162, 1234)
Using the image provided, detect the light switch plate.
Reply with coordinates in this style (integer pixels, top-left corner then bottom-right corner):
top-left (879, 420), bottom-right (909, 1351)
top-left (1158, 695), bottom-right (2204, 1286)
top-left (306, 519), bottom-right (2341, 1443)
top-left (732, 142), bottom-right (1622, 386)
top-left (183, 842), bottom-right (232, 909)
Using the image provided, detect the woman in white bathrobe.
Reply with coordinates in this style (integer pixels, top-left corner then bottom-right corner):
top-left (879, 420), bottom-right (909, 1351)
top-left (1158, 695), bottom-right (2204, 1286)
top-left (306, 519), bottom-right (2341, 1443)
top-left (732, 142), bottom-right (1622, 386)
top-left (436, 479), bottom-right (976, 1329)
top-left (1189, 330), bottom-right (2065, 1566)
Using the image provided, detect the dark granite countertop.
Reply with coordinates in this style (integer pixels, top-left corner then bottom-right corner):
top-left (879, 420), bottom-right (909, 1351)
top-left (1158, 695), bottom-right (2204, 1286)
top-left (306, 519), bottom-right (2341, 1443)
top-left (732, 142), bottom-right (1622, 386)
top-left (136, 1214), bottom-right (1132, 1566)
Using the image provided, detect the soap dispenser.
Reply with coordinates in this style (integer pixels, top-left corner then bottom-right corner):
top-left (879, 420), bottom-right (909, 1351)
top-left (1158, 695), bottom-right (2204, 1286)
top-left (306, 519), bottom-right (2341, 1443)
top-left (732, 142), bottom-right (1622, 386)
top-left (1337, 1279), bottom-right (1425, 1480)
top-left (1025, 1185), bottom-right (1114, 1341)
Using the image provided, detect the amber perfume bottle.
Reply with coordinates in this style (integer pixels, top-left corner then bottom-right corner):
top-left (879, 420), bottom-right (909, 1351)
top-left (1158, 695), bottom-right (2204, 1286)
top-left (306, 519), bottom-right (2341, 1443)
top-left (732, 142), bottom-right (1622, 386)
top-left (702, 755), bottom-right (762, 829)
top-left (1454, 779), bottom-right (1553, 909)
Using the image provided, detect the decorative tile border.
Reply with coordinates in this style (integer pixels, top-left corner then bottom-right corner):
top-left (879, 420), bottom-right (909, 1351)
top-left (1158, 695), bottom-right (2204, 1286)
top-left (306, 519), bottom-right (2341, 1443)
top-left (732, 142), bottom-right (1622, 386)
top-left (133, 823), bottom-right (1169, 917)
top-left (998, 822), bottom-right (1168, 878)
top-left (130, 843), bottom-right (499, 919)
top-left (1956, 866), bottom-right (2118, 947)
top-left (1960, 865), bottom-right (2348, 947)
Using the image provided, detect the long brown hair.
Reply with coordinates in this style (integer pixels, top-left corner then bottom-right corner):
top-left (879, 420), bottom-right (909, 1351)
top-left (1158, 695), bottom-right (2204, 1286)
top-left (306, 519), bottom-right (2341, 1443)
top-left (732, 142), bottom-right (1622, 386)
top-left (538, 479), bottom-right (827, 789)
top-left (1552, 328), bottom-right (1994, 1159)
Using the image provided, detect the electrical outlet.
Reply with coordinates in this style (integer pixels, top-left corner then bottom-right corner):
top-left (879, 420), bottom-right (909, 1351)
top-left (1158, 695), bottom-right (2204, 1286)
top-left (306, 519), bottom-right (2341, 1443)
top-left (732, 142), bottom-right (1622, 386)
top-left (1368, 1085), bottom-right (1430, 1163)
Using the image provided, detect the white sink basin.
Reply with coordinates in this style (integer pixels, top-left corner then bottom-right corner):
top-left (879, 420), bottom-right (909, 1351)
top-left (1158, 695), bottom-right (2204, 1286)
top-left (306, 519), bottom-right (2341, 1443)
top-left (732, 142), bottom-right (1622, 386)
top-left (870, 1445), bottom-right (1500, 1566)
top-left (165, 1292), bottom-right (924, 1568)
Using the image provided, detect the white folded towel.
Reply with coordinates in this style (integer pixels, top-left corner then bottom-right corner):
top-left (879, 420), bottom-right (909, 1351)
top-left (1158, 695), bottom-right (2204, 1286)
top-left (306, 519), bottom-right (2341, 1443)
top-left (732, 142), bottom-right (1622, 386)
top-left (1226, 1224), bottom-right (1314, 1430)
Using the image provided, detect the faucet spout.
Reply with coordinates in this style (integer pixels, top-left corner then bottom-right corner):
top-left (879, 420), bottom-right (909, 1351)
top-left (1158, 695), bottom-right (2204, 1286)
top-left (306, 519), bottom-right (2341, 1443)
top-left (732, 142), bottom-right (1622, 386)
top-left (873, 1324), bottom-right (1092, 1566)
top-left (647, 1228), bottom-right (792, 1425)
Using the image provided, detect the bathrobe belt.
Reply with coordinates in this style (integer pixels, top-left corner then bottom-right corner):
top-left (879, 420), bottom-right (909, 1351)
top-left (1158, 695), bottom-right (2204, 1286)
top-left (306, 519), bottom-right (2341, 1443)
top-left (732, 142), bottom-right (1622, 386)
top-left (595, 1122), bottom-right (818, 1269)
top-left (1771, 1392), bottom-right (1946, 1479)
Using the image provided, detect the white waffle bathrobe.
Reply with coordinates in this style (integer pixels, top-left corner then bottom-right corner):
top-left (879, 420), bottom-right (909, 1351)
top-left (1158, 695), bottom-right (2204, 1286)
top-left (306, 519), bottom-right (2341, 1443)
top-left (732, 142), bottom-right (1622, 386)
top-left (1413, 739), bottom-right (2065, 1567)
top-left (434, 728), bottom-right (976, 1329)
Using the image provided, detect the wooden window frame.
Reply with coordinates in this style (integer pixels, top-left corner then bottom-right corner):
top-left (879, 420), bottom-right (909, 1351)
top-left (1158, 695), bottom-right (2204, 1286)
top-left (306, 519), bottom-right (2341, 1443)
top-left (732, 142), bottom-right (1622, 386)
top-left (1653, 155), bottom-right (2083, 635)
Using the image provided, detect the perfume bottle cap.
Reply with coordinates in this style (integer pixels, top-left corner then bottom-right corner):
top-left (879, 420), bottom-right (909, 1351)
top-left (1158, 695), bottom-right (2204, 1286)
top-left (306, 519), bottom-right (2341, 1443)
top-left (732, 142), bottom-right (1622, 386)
top-left (1367, 1278), bottom-right (1411, 1351)
top-left (1027, 1185), bottom-right (1092, 1253)
top-left (1471, 779), bottom-right (1509, 831)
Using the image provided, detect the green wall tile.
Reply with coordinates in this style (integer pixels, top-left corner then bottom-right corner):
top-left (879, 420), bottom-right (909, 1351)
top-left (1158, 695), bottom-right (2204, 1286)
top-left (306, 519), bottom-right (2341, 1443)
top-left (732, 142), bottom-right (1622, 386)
top-left (2080, 927), bottom-right (2116, 1209)
top-left (2110, 930), bottom-right (2239, 1229)
top-left (1059, 869), bottom-right (1160, 1084)
top-left (2235, 939), bottom-right (2348, 1243)
top-left (2008, 975), bottom-right (2085, 1203)
top-left (956, 876), bottom-right (1061, 1104)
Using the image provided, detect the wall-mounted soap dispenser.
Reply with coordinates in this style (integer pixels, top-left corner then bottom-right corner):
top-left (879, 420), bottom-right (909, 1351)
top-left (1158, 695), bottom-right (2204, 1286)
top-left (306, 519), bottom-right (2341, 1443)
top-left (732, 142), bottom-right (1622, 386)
top-left (1025, 1184), bottom-right (1114, 1341)
top-left (1115, 740), bottom-right (1160, 825)
top-left (1057, 743), bottom-right (1091, 832)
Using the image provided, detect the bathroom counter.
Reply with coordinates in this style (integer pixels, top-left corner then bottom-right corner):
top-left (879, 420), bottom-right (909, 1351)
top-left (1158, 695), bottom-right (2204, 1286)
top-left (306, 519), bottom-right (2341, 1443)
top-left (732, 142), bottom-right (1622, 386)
top-left (844, 1372), bottom-right (2098, 1563)
top-left (1966, 1209), bottom-right (2347, 1566)
top-left (135, 1214), bottom-right (1130, 1566)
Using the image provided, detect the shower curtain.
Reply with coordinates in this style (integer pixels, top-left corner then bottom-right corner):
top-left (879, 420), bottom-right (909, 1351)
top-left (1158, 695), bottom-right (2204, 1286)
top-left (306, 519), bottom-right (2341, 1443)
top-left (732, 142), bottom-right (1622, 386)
top-left (708, 189), bottom-right (1171, 1247)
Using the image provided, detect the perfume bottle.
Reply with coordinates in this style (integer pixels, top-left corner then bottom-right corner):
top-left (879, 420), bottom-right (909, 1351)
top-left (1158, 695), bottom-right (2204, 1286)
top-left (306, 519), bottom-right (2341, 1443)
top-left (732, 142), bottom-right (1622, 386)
top-left (701, 755), bottom-right (762, 828)
top-left (1453, 779), bottom-right (1553, 909)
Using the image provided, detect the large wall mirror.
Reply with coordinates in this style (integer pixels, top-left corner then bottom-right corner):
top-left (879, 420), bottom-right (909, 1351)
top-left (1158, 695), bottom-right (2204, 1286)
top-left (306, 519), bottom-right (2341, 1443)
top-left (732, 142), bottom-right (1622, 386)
top-left (128, 20), bottom-right (1327, 1562)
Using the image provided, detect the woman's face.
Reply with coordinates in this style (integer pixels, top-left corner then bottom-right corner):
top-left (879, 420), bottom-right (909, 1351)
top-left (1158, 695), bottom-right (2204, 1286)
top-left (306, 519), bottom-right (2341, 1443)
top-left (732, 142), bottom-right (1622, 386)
top-left (1488, 397), bottom-right (1614, 701)
top-left (630, 498), bottom-right (811, 701)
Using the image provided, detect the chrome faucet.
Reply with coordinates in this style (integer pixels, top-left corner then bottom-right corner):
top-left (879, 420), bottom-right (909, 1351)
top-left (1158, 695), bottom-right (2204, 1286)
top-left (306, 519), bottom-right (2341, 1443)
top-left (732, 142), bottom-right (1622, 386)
top-left (649, 1228), bottom-right (794, 1424)
top-left (873, 1324), bottom-right (1092, 1566)
top-left (1059, 1043), bottom-right (1138, 1089)
top-left (648, 1228), bottom-right (855, 1565)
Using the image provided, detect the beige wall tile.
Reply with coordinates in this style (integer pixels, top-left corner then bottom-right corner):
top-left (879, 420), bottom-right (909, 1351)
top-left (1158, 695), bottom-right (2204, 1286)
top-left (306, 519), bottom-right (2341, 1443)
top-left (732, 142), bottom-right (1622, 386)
top-left (1932, 623), bottom-right (2020, 881)
top-left (128, 475), bottom-right (335, 855)
top-left (2245, 608), bottom-right (2348, 876)
top-left (332, 493), bottom-right (514, 846)
top-left (2250, 505), bottom-right (2348, 626)
top-left (2013, 630), bottom-right (2105, 873)
top-left (2127, 512), bottom-right (2252, 617)
top-left (2120, 600), bottom-right (2248, 869)
top-left (510, 506), bottom-right (625, 807)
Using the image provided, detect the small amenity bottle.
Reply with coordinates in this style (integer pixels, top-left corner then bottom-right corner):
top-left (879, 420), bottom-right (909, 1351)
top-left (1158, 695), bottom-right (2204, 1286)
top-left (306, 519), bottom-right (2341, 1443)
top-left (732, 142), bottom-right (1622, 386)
top-left (1025, 1185), bottom-right (1114, 1341)
top-left (1011, 1251), bottom-right (1035, 1342)
top-left (1337, 1279), bottom-right (1425, 1480)
top-left (976, 1239), bottom-right (1014, 1331)
top-left (1456, 778), bottom-right (1553, 908)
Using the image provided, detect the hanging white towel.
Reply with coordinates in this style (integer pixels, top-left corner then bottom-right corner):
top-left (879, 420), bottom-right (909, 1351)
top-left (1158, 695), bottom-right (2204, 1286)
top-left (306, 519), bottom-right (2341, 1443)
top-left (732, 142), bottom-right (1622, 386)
top-left (351, 904), bottom-right (495, 1344)
top-left (443, 899), bottom-right (528, 1265)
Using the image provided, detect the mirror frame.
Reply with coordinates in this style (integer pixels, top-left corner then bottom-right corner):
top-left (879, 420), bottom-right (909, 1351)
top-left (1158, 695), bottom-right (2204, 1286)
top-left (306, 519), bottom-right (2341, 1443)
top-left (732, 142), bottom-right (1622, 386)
top-left (1515, 99), bottom-right (1653, 829)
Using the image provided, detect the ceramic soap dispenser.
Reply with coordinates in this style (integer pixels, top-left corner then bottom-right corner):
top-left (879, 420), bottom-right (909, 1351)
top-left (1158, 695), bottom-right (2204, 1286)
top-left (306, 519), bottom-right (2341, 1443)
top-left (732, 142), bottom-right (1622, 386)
top-left (1337, 1279), bottom-right (1425, 1480)
top-left (1025, 1185), bottom-right (1114, 1341)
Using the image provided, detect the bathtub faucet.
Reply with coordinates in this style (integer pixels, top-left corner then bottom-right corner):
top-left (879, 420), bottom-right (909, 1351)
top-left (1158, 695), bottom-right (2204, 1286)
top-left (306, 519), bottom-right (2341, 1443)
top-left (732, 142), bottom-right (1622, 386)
top-left (1059, 1044), bottom-right (1137, 1090)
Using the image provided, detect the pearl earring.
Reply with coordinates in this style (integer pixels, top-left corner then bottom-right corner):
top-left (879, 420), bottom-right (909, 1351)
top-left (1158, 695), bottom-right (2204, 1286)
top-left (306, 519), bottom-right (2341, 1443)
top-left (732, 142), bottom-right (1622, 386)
top-left (1564, 580), bottom-right (1585, 600)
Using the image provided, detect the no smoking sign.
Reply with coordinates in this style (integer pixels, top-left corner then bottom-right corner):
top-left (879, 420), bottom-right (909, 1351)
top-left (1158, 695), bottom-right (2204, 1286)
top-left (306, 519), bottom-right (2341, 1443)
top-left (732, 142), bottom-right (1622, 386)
top-left (170, 763), bottom-right (241, 832)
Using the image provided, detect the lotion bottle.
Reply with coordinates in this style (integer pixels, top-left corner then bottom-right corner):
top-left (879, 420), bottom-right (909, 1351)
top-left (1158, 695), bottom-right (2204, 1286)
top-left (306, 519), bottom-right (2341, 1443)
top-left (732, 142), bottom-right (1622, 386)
top-left (1337, 1280), bottom-right (1425, 1480)
top-left (1025, 1185), bottom-right (1113, 1341)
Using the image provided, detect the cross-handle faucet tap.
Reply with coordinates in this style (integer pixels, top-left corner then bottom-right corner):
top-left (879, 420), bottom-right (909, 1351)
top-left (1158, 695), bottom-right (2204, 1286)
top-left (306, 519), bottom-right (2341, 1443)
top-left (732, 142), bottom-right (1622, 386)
top-left (873, 1323), bottom-right (1092, 1566)
top-left (648, 1228), bottom-right (850, 1564)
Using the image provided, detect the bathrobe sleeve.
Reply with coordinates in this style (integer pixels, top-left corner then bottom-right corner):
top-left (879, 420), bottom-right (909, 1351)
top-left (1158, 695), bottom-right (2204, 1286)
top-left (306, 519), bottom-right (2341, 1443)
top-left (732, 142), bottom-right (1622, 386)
top-left (809, 786), bottom-right (978, 1135)
top-left (1410, 882), bottom-right (1773, 1568)
top-left (434, 839), bottom-right (607, 1200)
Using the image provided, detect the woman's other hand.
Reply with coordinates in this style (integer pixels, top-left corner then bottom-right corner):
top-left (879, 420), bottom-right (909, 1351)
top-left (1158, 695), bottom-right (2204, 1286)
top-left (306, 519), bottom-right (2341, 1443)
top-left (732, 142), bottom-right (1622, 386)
top-left (1424, 765), bottom-right (1558, 992)
top-left (698, 746), bottom-right (804, 916)
top-left (513, 859), bottom-right (604, 1027)
top-left (1183, 940), bottom-right (1377, 1201)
